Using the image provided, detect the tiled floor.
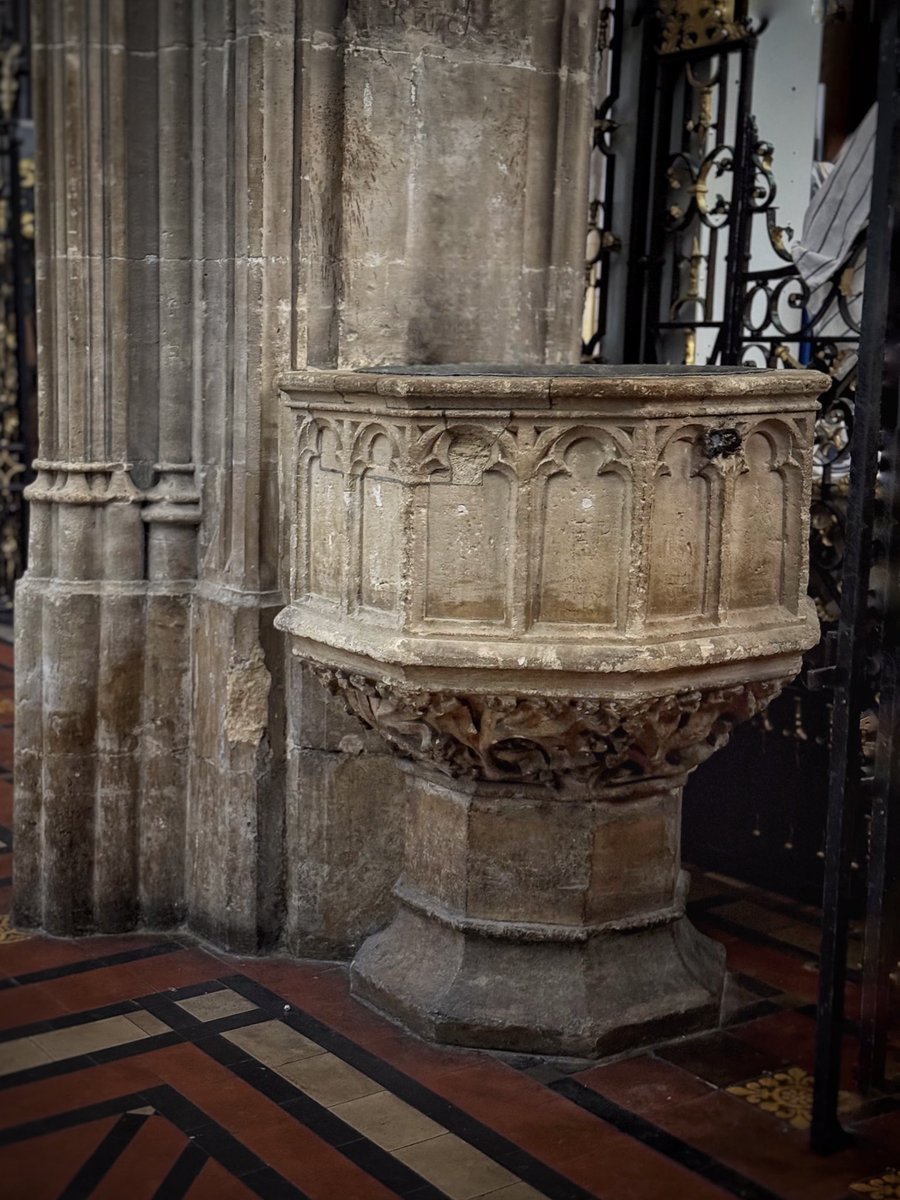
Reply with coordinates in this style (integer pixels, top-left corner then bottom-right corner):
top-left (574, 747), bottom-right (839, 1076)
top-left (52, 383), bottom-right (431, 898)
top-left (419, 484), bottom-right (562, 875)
top-left (0, 640), bottom-right (898, 1199)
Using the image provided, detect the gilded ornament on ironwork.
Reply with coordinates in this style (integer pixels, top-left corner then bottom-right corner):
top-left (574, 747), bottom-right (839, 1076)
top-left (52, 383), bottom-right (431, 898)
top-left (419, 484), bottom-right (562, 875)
top-left (0, 44), bottom-right (18, 121)
top-left (657, 1), bottom-right (748, 55)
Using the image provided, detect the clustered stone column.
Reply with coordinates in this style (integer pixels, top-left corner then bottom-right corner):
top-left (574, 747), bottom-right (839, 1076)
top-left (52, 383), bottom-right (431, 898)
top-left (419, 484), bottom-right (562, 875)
top-left (16, 0), bottom-right (200, 934)
top-left (15, 2), bottom-right (598, 961)
top-left (276, 365), bottom-right (827, 1054)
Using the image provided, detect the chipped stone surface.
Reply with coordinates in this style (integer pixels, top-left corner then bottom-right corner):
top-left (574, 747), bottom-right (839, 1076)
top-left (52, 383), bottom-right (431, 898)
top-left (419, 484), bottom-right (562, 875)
top-left (225, 646), bottom-right (273, 746)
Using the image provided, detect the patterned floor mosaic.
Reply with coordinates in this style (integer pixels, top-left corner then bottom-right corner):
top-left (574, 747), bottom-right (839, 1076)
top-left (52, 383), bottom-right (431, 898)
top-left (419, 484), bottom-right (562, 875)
top-left (0, 636), bottom-right (898, 1199)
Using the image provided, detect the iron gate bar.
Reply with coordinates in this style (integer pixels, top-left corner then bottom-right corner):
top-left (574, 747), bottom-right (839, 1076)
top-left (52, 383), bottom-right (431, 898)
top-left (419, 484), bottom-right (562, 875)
top-left (858, 0), bottom-right (900, 1096)
top-left (621, 7), bottom-right (662, 362)
top-left (811, 0), bottom-right (900, 1154)
top-left (623, 6), bottom-right (766, 366)
top-left (716, 37), bottom-right (756, 365)
top-left (582, 0), bottom-right (625, 362)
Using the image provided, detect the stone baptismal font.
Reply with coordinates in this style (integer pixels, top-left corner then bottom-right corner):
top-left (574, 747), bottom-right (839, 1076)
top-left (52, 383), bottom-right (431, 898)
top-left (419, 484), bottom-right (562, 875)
top-left (276, 364), bottom-right (828, 1057)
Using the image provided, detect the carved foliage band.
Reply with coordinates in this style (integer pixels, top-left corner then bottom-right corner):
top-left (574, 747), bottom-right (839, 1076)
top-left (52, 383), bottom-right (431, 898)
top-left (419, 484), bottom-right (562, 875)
top-left (312, 665), bottom-right (788, 791)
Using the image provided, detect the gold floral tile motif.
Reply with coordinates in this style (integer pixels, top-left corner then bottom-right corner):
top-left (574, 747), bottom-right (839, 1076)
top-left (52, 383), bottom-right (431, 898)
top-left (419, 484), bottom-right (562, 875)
top-left (850, 1170), bottom-right (900, 1198)
top-left (0, 914), bottom-right (30, 944)
top-left (0, 696), bottom-right (13, 714)
top-left (726, 1066), bottom-right (856, 1131)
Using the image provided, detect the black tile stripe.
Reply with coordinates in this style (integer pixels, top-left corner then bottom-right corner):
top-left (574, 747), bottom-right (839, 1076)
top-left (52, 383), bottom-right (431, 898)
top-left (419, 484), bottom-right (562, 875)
top-left (0, 1091), bottom-right (149, 1146)
top-left (551, 1078), bottom-right (785, 1200)
top-left (0, 939), bottom-right (183, 992)
top-left (0, 1002), bottom-right (285, 1089)
top-left (0, 1083), bottom-right (312, 1200)
top-left (0, 997), bottom-right (145, 1043)
top-left (59, 1110), bottom-right (148, 1198)
top-left (730, 971), bottom-right (783, 1000)
top-left (689, 890), bottom-right (830, 933)
top-left (0, 876), bottom-right (11, 887)
top-left (0, 988), bottom-right (279, 1089)
top-left (692, 908), bottom-right (866, 978)
top-left (221, 974), bottom-right (602, 1200)
top-left (721, 999), bottom-right (784, 1029)
top-left (152, 978), bottom-right (229, 1004)
top-left (0, 967), bottom-right (807, 1200)
top-left (136, 986), bottom-right (241, 1033)
top-left (0, 822), bottom-right (11, 851)
top-left (149, 1085), bottom-right (310, 1200)
top-left (0, 992), bottom-right (455, 1199)
top-left (0, 1029), bottom-right (184, 1090)
top-left (140, 990), bottom-right (454, 1200)
top-left (151, 1143), bottom-right (207, 1199)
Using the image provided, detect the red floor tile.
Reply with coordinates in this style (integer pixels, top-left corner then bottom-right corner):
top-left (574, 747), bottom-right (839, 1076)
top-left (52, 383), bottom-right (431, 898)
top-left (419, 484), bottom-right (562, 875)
top-left (89, 1113), bottom-right (188, 1200)
top-left (719, 939), bottom-right (822, 1002)
top-left (655, 1089), bottom-right (893, 1200)
top-left (0, 978), bottom-right (73, 1030)
top-left (850, 1105), bottom-right (900, 1157)
top-left (0, 946), bottom-right (225, 1031)
top-left (0, 931), bottom-right (181, 983)
top-left (572, 1054), bottom-right (716, 1118)
top-left (555, 1135), bottom-right (733, 1200)
top-left (142, 1043), bottom-right (401, 1200)
top-left (0, 1059), bottom-right (166, 1132)
top-left (0, 1117), bottom-right (118, 1200)
top-left (187, 1158), bottom-right (258, 1199)
top-left (730, 1007), bottom-right (860, 1090)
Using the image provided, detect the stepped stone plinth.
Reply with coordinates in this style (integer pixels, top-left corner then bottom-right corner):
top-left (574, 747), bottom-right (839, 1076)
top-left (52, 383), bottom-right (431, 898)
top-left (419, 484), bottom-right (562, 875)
top-left (276, 364), bottom-right (828, 1056)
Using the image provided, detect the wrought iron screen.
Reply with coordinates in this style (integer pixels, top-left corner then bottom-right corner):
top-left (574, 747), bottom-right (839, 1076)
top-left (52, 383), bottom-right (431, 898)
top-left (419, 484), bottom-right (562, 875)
top-left (582, 1), bottom-right (872, 905)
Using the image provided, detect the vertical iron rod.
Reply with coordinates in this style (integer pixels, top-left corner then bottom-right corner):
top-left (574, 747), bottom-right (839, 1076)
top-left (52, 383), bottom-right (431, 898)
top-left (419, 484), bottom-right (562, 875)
top-left (719, 38), bottom-right (756, 365)
top-left (811, 0), bottom-right (900, 1153)
top-left (858, 0), bottom-right (900, 1096)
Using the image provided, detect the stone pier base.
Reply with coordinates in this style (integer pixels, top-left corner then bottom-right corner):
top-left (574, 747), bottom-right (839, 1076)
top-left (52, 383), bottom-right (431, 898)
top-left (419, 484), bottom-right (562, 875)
top-left (350, 769), bottom-right (726, 1057)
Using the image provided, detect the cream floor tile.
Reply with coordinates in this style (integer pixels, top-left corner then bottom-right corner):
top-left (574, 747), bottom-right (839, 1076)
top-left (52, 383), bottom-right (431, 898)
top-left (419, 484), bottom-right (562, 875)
top-left (330, 1090), bottom-right (445, 1149)
top-left (126, 1010), bottom-right (171, 1036)
top-left (223, 1019), bottom-right (324, 1066)
top-left (483, 1183), bottom-right (546, 1199)
top-left (277, 1052), bottom-right (382, 1106)
top-left (33, 1015), bottom-right (150, 1061)
top-left (0, 1037), bottom-right (53, 1077)
top-left (395, 1133), bottom-right (517, 1199)
top-left (175, 988), bottom-right (257, 1021)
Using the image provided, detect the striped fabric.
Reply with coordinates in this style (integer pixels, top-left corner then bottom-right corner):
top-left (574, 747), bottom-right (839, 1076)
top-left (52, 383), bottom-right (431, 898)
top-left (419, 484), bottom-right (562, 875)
top-left (792, 102), bottom-right (877, 288)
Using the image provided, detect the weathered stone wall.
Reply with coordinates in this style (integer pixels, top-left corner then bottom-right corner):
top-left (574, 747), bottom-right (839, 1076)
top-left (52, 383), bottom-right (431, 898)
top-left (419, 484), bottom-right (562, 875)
top-left (297, 0), bottom-right (594, 366)
top-left (14, 0), bottom-right (596, 953)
